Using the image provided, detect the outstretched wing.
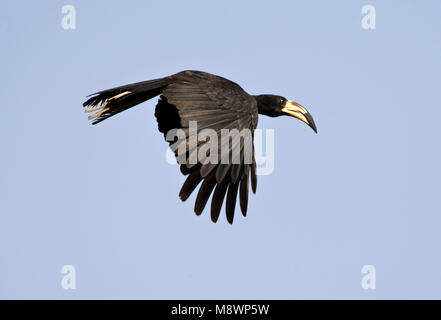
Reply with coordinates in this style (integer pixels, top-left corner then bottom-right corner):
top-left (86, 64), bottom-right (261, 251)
top-left (155, 71), bottom-right (258, 224)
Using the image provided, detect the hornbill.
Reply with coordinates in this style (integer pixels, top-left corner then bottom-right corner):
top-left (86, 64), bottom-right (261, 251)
top-left (83, 70), bottom-right (317, 224)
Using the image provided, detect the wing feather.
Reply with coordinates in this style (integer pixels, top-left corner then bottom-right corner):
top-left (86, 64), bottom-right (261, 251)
top-left (155, 71), bottom-right (258, 223)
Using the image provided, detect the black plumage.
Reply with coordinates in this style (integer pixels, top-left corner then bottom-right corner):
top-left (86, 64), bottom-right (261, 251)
top-left (84, 70), bottom-right (317, 224)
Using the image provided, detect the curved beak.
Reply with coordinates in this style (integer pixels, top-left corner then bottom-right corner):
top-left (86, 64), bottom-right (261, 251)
top-left (281, 100), bottom-right (317, 133)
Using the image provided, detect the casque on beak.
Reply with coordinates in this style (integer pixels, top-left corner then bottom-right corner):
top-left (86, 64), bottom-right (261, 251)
top-left (281, 100), bottom-right (317, 133)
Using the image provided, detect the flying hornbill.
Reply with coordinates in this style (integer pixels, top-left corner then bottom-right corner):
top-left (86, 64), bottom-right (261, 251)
top-left (83, 70), bottom-right (317, 224)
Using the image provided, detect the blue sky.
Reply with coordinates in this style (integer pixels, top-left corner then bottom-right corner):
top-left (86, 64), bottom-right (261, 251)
top-left (1, 0), bottom-right (440, 299)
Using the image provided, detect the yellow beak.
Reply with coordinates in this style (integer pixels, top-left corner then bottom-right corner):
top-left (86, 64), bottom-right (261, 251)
top-left (281, 100), bottom-right (317, 133)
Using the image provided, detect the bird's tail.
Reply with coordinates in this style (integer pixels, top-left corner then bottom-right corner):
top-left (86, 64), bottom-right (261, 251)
top-left (83, 77), bottom-right (171, 124)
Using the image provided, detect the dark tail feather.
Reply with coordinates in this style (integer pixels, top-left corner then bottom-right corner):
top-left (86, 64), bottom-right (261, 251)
top-left (83, 77), bottom-right (171, 124)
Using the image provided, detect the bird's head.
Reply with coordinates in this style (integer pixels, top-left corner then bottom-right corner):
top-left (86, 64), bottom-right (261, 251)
top-left (255, 94), bottom-right (317, 133)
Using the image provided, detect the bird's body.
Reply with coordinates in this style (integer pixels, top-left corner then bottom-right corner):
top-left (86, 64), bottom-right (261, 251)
top-left (84, 70), bottom-right (316, 224)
